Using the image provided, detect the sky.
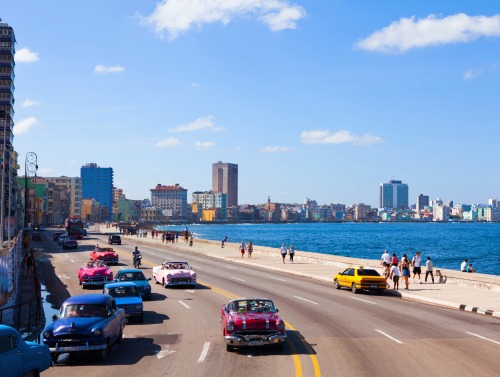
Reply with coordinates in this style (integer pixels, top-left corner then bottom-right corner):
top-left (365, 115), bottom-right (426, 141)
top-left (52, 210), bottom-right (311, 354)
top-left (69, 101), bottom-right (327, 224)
top-left (2, 1), bottom-right (499, 207)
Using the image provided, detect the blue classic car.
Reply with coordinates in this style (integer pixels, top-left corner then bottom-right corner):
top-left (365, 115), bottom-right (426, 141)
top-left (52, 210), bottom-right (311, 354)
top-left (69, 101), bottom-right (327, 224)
top-left (104, 282), bottom-right (144, 322)
top-left (0, 324), bottom-right (52, 377)
top-left (43, 293), bottom-right (126, 362)
top-left (114, 269), bottom-right (152, 300)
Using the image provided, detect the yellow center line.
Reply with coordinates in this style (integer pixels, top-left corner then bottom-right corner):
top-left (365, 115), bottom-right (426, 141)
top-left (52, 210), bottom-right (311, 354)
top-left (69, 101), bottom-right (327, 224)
top-left (200, 280), bottom-right (321, 377)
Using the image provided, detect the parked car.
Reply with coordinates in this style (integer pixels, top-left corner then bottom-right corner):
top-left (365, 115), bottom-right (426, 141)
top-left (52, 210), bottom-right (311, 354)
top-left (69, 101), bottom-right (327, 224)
top-left (221, 298), bottom-right (286, 351)
top-left (82, 228), bottom-right (87, 236)
top-left (333, 267), bottom-right (387, 294)
top-left (103, 282), bottom-right (143, 322)
top-left (152, 261), bottom-right (197, 288)
top-left (53, 231), bottom-right (63, 241)
top-left (0, 324), bottom-right (52, 377)
top-left (62, 238), bottom-right (78, 249)
top-left (78, 260), bottom-right (114, 288)
top-left (32, 231), bottom-right (42, 241)
top-left (57, 234), bottom-right (69, 245)
top-left (90, 246), bottom-right (119, 265)
top-left (43, 293), bottom-right (126, 362)
top-left (114, 269), bottom-right (152, 300)
top-left (108, 235), bottom-right (122, 245)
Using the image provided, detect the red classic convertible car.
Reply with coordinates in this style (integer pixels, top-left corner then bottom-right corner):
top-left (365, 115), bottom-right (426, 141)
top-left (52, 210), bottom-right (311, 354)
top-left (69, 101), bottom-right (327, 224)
top-left (221, 298), bottom-right (286, 351)
top-left (90, 246), bottom-right (119, 265)
top-left (78, 260), bottom-right (114, 288)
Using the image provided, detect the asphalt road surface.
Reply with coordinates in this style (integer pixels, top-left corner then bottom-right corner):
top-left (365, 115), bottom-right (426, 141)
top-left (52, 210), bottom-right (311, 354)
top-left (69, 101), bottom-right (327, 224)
top-left (39, 232), bottom-right (500, 377)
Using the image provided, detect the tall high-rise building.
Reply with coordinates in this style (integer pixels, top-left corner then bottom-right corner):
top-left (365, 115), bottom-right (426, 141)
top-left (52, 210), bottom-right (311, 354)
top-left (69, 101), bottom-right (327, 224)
top-left (416, 194), bottom-right (429, 211)
top-left (379, 179), bottom-right (409, 209)
top-left (81, 163), bottom-right (113, 220)
top-left (212, 161), bottom-right (238, 207)
top-left (150, 183), bottom-right (187, 220)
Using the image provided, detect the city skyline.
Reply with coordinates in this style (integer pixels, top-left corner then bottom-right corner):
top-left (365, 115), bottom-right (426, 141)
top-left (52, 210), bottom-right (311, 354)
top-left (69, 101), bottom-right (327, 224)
top-left (3, 2), bottom-right (499, 206)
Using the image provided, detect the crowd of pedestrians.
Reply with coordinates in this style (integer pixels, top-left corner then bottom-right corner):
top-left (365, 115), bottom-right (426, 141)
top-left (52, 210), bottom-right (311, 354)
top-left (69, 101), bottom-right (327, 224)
top-left (381, 250), bottom-right (436, 290)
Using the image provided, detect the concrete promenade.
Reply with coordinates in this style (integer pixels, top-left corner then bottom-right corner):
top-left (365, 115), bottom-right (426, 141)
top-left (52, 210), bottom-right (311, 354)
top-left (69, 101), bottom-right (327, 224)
top-left (111, 228), bottom-right (500, 318)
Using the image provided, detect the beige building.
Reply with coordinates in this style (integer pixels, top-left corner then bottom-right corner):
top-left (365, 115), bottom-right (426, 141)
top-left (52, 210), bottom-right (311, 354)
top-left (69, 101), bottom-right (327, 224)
top-left (44, 176), bottom-right (82, 217)
top-left (354, 203), bottom-right (371, 220)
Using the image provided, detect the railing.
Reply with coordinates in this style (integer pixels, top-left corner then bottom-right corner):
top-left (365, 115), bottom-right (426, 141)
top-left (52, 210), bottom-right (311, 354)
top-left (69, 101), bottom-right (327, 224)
top-left (0, 295), bottom-right (44, 342)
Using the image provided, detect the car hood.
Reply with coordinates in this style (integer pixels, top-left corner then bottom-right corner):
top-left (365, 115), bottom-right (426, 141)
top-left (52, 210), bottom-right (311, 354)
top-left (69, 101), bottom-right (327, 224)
top-left (50, 317), bottom-right (105, 335)
top-left (115, 296), bottom-right (142, 305)
top-left (81, 267), bottom-right (111, 276)
top-left (229, 312), bottom-right (280, 330)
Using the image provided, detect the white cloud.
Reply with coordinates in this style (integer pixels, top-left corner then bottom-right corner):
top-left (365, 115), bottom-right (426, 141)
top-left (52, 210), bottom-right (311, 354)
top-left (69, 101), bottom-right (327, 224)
top-left (355, 13), bottom-right (500, 53)
top-left (13, 117), bottom-right (38, 135)
top-left (69, 160), bottom-right (78, 164)
top-left (15, 47), bottom-right (40, 63)
top-left (156, 137), bottom-right (180, 147)
top-left (464, 69), bottom-right (481, 79)
top-left (195, 141), bottom-right (215, 150)
top-left (300, 129), bottom-right (383, 146)
top-left (259, 145), bottom-right (291, 153)
top-left (139, 0), bottom-right (306, 40)
top-left (169, 115), bottom-right (225, 132)
top-left (94, 65), bottom-right (126, 74)
top-left (21, 99), bottom-right (40, 108)
top-left (38, 167), bottom-right (52, 174)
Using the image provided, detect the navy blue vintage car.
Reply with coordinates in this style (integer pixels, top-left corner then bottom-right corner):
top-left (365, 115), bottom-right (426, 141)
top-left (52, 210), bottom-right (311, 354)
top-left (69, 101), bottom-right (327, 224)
top-left (43, 293), bottom-right (126, 362)
top-left (114, 269), bottom-right (152, 300)
top-left (0, 324), bottom-right (52, 377)
top-left (104, 282), bottom-right (144, 322)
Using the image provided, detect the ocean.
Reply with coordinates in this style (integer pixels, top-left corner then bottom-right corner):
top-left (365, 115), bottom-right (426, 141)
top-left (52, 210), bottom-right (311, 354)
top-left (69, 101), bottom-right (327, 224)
top-left (156, 222), bottom-right (500, 276)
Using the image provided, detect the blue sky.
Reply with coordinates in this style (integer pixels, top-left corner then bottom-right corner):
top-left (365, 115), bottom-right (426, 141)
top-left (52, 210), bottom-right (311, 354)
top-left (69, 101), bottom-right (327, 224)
top-left (3, 1), bottom-right (499, 207)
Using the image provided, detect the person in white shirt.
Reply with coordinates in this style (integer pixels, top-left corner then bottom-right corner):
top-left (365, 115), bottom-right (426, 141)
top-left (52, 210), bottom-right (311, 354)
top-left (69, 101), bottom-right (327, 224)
top-left (461, 259), bottom-right (468, 272)
top-left (425, 256), bottom-right (434, 283)
top-left (381, 250), bottom-right (391, 266)
top-left (412, 251), bottom-right (422, 283)
top-left (390, 262), bottom-right (400, 290)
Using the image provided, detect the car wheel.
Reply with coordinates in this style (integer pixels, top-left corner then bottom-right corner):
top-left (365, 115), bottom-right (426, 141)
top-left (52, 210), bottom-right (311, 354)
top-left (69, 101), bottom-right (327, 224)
top-left (376, 289), bottom-right (383, 295)
top-left (78, 279), bottom-right (82, 286)
top-left (153, 275), bottom-right (158, 284)
top-left (96, 341), bottom-right (109, 361)
top-left (226, 344), bottom-right (235, 352)
top-left (23, 369), bottom-right (39, 377)
top-left (351, 283), bottom-right (359, 294)
top-left (51, 353), bottom-right (59, 365)
top-left (275, 342), bottom-right (284, 351)
top-left (139, 313), bottom-right (144, 323)
top-left (163, 278), bottom-right (168, 288)
top-left (334, 279), bottom-right (341, 289)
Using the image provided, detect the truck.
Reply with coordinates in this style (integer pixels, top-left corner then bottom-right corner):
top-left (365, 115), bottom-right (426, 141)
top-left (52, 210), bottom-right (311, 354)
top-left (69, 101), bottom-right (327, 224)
top-left (65, 216), bottom-right (84, 239)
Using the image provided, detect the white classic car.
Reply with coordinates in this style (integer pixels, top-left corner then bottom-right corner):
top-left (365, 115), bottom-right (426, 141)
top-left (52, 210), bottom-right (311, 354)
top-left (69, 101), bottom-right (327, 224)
top-left (152, 261), bottom-right (197, 288)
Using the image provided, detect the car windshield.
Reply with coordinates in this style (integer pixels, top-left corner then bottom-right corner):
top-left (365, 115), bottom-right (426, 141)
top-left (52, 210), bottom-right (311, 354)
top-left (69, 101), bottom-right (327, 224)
top-left (163, 262), bottom-right (189, 270)
top-left (61, 304), bottom-right (106, 318)
top-left (357, 269), bottom-right (381, 276)
top-left (228, 300), bottom-right (275, 313)
top-left (119, 272), bottom-right (146, 281)
top-left (106, 286), bottom-right (139, 297)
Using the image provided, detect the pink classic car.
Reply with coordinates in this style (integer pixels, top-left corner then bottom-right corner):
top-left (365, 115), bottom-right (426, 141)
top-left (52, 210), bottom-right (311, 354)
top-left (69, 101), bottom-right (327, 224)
top-left (78, 260), bottom-right (114, 288)
top-left (221, 298), bottom-right (286, 351)
top-left (152, 261), bottom-right (197, 287)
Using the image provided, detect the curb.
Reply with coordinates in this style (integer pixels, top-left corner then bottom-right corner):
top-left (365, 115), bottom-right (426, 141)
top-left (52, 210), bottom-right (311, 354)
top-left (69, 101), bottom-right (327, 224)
top-left (459, 304), bottom-right (500, 318)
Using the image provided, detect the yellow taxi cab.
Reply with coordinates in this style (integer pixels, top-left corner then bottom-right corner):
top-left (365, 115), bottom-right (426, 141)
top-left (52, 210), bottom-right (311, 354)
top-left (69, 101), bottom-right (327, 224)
top-left (333, 266), bottom-right (387, 294)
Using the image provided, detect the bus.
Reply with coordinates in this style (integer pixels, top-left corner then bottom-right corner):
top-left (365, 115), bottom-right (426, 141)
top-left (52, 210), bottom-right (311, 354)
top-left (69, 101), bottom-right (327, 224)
top-left (65, 217), bottom-right (84, 239)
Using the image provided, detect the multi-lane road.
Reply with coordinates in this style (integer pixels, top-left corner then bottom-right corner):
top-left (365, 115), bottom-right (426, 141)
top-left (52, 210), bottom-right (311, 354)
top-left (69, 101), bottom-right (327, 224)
top-left (40, 232), bottom-right (500, 377)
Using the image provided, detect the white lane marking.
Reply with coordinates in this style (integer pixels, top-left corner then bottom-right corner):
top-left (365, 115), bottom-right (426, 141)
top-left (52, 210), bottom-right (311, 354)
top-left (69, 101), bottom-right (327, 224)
top-left (466, 332), bottom-right (500, 345)
top-left (270, 277), bottom-right (287, 282)
top-left (57, 274), bottom-right (71, 280)
top-left (226, 266), bottom-right (238, 270)
top-left (294, 296), bottom-right (319, 305)
top-left (178, 300), bottom-right (191, 309)
top-left (156, 348), bottom-right (176, 359)
top-left (350, 297), bottom-right (377, 305)
top-left (197, 341), bottom-right (210, 363)
top-left (375, 329), bottom-right (403, 344)
top-left (185, 289), bottom-right (195, 293)
top-left (70, 260), bottom-right (75, 263)
top-left (191, 265), bottom-right (203, 270)
top-left (194, 258), bottom-right (204, 261)
top-left (231, 277), bottom-right (245, 282)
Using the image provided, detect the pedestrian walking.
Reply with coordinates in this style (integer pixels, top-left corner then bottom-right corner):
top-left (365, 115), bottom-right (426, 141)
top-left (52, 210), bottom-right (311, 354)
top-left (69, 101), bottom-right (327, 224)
top-left (390, 262), bottom-right (400, 290)
top-left (400, 254), bottom-right (410, 289)
top-left (280, 244), bottom-right (287, 264)
top-left (425, 256), bottom-right (434, 283)
top-left (239, 241), bottom-right (245, 258)
top-left (380, 250), bottom-right (391, 266)
top-left (289, 245), bottom-right (295, 262)
top-left (246, 241), bottom-right (253, 259)
top-left (221, 236), bottom-right (227, 248)
top-left (412, 251), bottom-right (422, 283)
top-left (161, 233), bottom-right (165, 243)
top-left (382, 262), bottom-right (390, 282)
top-left (25, 253), bottom-right (34, 278)
top-left (175, 232), bottom-right (178, 242)
top-left (391, 253), bottom-right (398, 266)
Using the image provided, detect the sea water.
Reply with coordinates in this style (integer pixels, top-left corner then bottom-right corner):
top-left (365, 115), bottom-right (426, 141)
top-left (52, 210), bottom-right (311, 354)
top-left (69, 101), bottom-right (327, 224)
top-left (156, 222), bottom-right (500, 276)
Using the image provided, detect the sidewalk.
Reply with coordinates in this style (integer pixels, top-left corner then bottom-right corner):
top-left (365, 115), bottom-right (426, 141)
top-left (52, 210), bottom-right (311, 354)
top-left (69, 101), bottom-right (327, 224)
top-left (115, 230), bottom-right (500, 318)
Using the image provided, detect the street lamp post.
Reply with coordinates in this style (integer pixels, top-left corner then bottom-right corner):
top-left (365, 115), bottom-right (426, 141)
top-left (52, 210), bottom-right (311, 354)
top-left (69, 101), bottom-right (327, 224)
top-left (24, 152), bottom-right (38, 229)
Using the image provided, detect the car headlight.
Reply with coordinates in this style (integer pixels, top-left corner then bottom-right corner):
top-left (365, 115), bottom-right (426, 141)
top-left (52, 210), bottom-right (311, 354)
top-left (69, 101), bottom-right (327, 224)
top-left (227, 322), bottom-right (235, 333)
top-left (83, 274), bottom-right (88, 279)
top-left (277, 321), bottom-right (285, 332)
top-left (144, 285), bottom-right (151, 292)
top-left (91, 329), bottom-right (101, 336)
top-left (192, 273), bottom-right (197, 280)
top-left (43, 331), bottom-right (51, 339)
top-left (136, 304), bottom-right (142, 310)
top-left (167, 274), bottom-right (172, 281)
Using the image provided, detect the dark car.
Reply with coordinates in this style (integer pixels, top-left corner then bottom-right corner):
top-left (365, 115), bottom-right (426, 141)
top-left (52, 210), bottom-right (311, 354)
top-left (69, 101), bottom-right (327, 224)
top-left (62, 238), bottom-right (78, 249)
top-left (103, 282), bottom-right (144, 322)
top-left (43, 293), bottom-right (126, 363)
top-left (0, 324), bottom-right (52, 377)
top-left (108, 235), bottom-right (122, 245)
top-left (53, 231), bottom-right (63, 241)
top-left (114, 269), bottom-right (152, 300)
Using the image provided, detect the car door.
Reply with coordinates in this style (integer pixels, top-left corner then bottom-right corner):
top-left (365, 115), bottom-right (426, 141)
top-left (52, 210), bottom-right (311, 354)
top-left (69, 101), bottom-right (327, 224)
top-left (338, 268), bottom-right (351, 287)
top-left (0, 333), bottom-right (22, 377)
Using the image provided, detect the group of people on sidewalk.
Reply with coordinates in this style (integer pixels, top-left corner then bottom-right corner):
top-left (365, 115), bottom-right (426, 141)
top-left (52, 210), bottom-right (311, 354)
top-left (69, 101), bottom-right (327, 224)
top-left (280, 244), bottom-right (295, 263)
top-left (380, 250), bottom-right (434, 290)
top-left (238, 240), bottom-right (254, 258)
